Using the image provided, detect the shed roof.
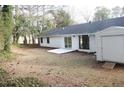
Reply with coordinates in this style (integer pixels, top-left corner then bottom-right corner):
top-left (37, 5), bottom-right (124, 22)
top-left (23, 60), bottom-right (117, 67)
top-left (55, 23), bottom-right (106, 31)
top-left (95, 26), bottom-right (124, 35)
top-left (41, 16), bottom-right (124, 36)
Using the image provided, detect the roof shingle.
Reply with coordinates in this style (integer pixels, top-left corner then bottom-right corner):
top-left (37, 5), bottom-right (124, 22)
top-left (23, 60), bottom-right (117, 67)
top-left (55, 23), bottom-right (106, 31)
top-left (41, 16), bottom-right (124, 36)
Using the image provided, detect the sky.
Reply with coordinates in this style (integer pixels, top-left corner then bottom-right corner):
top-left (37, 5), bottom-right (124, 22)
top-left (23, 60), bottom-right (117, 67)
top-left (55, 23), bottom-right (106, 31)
top-left (65, 0), bottom-right (124, 23)
top-left (1, 0), bottom-right (124, 23)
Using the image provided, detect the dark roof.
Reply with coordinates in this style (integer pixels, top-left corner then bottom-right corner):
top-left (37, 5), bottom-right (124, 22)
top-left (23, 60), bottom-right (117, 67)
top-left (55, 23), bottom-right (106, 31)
top-left (41, 16), bottom-right (124, 36)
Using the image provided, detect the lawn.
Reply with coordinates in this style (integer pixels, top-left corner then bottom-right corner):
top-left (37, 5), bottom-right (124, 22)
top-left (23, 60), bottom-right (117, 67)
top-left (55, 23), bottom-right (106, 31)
top-left (1, 46), bottom-right (124, 87)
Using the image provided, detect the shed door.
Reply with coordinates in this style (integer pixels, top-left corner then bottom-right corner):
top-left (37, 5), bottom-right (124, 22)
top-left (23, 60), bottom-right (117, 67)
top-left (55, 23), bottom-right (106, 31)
top-left (102, 36), bottom-right (124, 63)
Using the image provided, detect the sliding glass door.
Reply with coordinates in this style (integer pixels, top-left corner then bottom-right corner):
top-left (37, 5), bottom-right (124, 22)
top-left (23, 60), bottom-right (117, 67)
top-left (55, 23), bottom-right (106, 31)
top-left (79, 35), bottom-right (89, 49)
top-left (64, 37), bottom-right (72, 48)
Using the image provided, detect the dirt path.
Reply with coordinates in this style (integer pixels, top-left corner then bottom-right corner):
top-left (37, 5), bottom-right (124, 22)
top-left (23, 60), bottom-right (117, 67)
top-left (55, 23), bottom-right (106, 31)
top-left (1, 47), bottom-right (124, 87)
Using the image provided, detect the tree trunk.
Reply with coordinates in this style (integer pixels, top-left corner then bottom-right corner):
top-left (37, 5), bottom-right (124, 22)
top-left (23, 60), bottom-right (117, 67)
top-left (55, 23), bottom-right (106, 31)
top-left (3, 32), bottom-right (11, 52)
top-left (38, 38), bottom-right (40, 46)
top-left (15, 33), bottom-right (20, 44)
top-left (29, 35), bottom-right (31, 44)
top-left (32, 36), bottom-right (35, 44)
top-left (23, 36), bottom-right (27, 45)
top-left (13, 33), bottom-right (20, 44)
top-left (13, 34), bottom-right (16, 44)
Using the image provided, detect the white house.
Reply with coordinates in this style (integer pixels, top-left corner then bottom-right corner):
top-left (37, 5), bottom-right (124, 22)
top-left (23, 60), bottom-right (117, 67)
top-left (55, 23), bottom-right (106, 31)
top-left (40, 16), bottom-right (124, 53)
top-left (96, 26), bottom-right (124, 64)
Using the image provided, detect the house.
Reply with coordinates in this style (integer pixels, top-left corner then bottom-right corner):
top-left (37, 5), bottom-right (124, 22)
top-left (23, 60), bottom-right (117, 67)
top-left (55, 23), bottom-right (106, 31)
top-left (40, 16), bottom-right (124, 53)
top-left (96, 26), bottom-right (124, 64)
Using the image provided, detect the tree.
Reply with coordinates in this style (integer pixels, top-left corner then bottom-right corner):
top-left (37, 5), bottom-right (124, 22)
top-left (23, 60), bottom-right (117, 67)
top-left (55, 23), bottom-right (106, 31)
top-left (13, 6), bottom-right (29, 45)
top-left (12, 5), bottom-right (74, 45)
top-left (13, 6), bottom-right (24, 44)
top-left (82, 12), bottom-right (91, 22)
top-left (42, 17), bottom-right (55, 32)
top-left (13, 5), bottom-right (18, 44)
top-left (19, 16), bottom-right (30, 45)
top-left (82, 9), bottom-right (92, 22)
top-left (2, 5), bottom-right (13, 52)
top-left (13, 5), bottom-right (34, 45)
top-left (50, 8), bottom-right (74, 28)
top-left (93, 7), bottom-right (110, 21)
top-left (111, 6), bottom-right (122, 18)
top-left (0, 6), bottom-right (5, 51)
top-left (35, 5), bottom-right (66, 44)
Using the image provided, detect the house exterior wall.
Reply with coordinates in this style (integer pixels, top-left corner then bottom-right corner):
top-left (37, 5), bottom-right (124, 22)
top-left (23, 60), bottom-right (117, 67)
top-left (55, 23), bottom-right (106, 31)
top-left (71, 35), bottom-right (79, 50)
top-left (40, 34), bottom-right (96, 52)
top-left (78, 35), bottom-right (96, 53)
top-left (96, 27), bottom-right (124, 63)
top-left (40, 35), bottom-right (79, 50)
top-left (40, 36), bottom-right (64, 48)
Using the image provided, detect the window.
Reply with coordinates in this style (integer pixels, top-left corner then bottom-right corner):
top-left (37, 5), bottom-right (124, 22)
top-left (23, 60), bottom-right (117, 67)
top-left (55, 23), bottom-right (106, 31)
top-left (79, 35), bottom-right (89, 49)
top-left (64, 37), bottom-right (72, 48)
top-left (47, 37), bottom-right (50, 44)
top-left (41, 37), bottom-right (43, 43)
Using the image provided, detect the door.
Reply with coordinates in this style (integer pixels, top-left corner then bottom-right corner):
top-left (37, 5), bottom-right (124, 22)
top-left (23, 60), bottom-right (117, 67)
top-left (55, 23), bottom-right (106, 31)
top-left (102, 36), bottom-right (124, 63)
top-left (64, 37), bottom-right (72, 48)
top-left (79, 35), bottom-right (89, 49)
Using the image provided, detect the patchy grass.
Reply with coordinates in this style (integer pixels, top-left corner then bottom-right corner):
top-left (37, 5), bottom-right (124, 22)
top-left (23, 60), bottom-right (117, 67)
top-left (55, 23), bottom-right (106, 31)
top-left (12, 43), bottom-right (22, 48)
top-left (0, 67), bottom-right (46, 87)
top-left (0, 51), bottom-right (12, 61)
top-left (0, 50), bottom-right (17, 62)
top-left (3, 77), bottom-right (46, 87)
top-left (2, 47), bottom-right (124, 86)
top-left (19, 44), bottom-right (40, 48)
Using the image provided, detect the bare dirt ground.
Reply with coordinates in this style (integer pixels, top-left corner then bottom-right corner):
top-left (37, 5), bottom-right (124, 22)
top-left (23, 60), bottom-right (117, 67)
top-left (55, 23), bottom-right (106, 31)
top-left (1, 47), bottom-right (124, 87)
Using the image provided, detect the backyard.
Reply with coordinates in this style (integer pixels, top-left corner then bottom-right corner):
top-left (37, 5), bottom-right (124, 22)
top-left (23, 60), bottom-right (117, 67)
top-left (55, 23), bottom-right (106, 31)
top-left (0, 46), bottom-right (124, 87)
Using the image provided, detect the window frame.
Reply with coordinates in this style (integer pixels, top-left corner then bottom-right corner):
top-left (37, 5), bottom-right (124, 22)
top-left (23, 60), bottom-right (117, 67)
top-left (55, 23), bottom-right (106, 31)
top-left (41, 37), bottom-right (43, 43)
top-left (47, 37), bottom-right (50, 44)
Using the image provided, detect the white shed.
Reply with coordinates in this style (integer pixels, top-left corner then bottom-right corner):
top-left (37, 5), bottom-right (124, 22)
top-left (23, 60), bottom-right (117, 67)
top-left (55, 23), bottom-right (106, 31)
top-left (96, 26), bottom-right (124, 64)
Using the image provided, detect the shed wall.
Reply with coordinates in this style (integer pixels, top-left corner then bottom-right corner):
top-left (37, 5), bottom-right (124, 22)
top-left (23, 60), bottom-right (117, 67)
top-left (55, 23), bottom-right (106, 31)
top-left (89, 35), bottom-right (96, 52)
top-left (96, 27), bottom-right (124, 63)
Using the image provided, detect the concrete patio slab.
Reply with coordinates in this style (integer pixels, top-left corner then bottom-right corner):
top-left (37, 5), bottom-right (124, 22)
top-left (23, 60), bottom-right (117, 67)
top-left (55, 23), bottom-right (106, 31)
top-left (48, 48), bottom-right (76, 54)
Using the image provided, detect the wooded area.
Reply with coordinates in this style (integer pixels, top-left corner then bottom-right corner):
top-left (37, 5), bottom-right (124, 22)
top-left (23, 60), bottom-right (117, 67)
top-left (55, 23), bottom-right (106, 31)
top-left (12, 5), bottom-right (74, 45)
top-left (0, 5), bottom-right (74, 53)
top-left (0, 5), bottom-right (124, 54)
top-left (0, 5), bottom-right (124, 87)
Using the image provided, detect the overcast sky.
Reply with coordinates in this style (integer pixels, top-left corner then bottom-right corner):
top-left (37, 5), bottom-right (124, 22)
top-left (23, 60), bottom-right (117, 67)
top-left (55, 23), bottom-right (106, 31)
top-left (63, 0), bottom-right (124, 23)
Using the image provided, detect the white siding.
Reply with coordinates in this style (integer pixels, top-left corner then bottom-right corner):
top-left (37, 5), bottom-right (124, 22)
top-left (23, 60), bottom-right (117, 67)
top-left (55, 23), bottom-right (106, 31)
top-left (102, 36), bottom-right (124, 63)
top-left (72, 35), bottom-right (79, 49)
top-left (40, 36), bottom-right (64, 48)
top-left (40, 34), bottom-right (96, 53)
top-left (40, 35), bottom-right (79, 50)
top-left (96, 26), bottom-right (124, 63)
top-left (89, 35), bottom-right (96, 52)
top-left (96, 36), bottom-right (102, 61)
